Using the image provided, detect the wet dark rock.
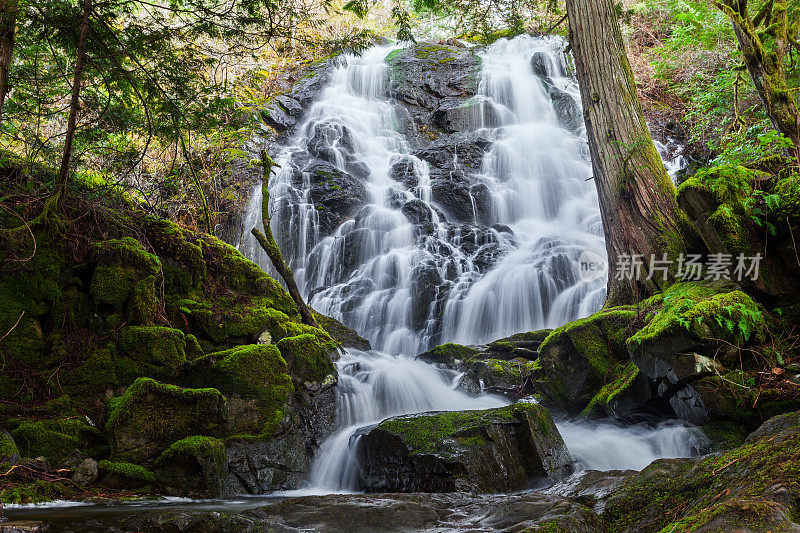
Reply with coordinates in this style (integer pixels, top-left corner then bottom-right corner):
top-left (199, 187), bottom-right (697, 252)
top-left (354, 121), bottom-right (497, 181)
top-left (472, 242), bottom-right (505, 273)
top-left (409, 261), bottom-right (443, 331)
top-left (306, 162), bottom-right (369, 235)
top-left (71, 458), bottom-right (99, 486)
top-left (262, 105), bottom-right (295, 132)
top-left (307, 120), bottom-right (356, 163)
top-left (225, 434), bottom-right (309, 494)
top-left (530, 51), bottom-right (550, 77)
top-left (413, 134), bottom-right (491, 173)
top-left (355, 403), bottom-right (572, 493)
top-left (549, 86), bottom-right (583, 133)
top-left (543, 469), bottom-right (636, 513)
top-left (492, 223), bottom-right (514, 235)
top-left (535, 308), bottom-right (654, 417)
top-left (401, 199), bottom-right (434, 229)
top-left (246, 492), bottom-right (603, 532)
top-left (119, 509), bottom-right (270, 533)
top-left (433, 97), bottom-right (499, 133)
top-left (430, 178), bottom-right (491, 225)
top-left (388, 157), bottom-right (421, 189)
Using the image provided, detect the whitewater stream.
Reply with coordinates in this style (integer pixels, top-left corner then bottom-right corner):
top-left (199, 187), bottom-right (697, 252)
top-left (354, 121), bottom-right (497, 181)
top-left (238, 36), bottom-right (700, 494)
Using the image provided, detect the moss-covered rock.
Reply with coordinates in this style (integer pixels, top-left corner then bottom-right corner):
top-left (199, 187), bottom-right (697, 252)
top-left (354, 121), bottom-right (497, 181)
top-left (9, 418), bottom-right (99, 467)
top-left (116, 326), bottom-right (187, 382)
top-left (0, 429), bottom-right (20, 466)
top-left (627, 282), bottom-right (769, 424)
top-left (276, 333), bottom-right (337, 385)
top-left (98, 460), bottom-right (156, 489)
top-left (106, 377), bottom-right (227, 464)
top-left (416, 343), bottom-right (480, 368)
top-left (185, 344), bottom-right (294, 437)
top-left (154, 436), bottom-right (228, 499)
top-left (602, 409), bottom-right (800, 532)
top-left (356, 403), bottom-right (571, 493)
top-left (537, 307), bottom-right (642, 414)
top-left (90, 237), bottom-right (161, 310)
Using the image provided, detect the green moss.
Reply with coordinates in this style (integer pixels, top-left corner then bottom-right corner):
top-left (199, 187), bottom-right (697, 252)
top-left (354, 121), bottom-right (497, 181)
top-left (774, 174), bottom-right (800, 226)
top-left (10, 418), bottom-right (97, 465)
top-left (276, 333), bottom-right (337, 384)
top-left (606, 415), bottom-right (800, 532)
top-left (0, 480), bottom-right (80, 505)
top-left (90, 237), bottom-right (160, 308)
top-left (187, 344), bottom-right (294, 437)
top-left (98, 460), bottom-right (156, 484)
top-left (424, 343), bottom-right (480, 364)
top-left (540, 307), bottom-right (637, 376)
top-left (105, 377), bottom-right (227, 457)
top-left (582, 361), bottom-right (640, 416)
top-left (376, 405), bottom-right (540, 457)
top-left (154, 436), bottom-right (227, 498)
top-left (116, 325), bottom-right (186, 381)
top-left (700, 421), bottom-right (748, 452)
top-left (0, 430), bottom-right (19, 462)
top-left (628, 282), bottom-right (766, 348)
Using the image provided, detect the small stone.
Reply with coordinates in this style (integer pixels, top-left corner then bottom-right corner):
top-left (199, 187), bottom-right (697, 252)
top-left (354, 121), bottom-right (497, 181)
top-left (71, 458), bottom-right (99, 486)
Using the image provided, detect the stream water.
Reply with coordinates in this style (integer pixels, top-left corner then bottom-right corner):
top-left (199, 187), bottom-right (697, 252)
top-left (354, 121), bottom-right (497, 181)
top-left (235, 35), bottom-right (700, 495)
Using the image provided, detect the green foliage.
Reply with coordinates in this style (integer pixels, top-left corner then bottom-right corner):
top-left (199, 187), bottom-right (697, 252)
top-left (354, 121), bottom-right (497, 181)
top-left (629, 282), bottom-right (766, 347)
top-left (98, 460), bottom-right (157, 485)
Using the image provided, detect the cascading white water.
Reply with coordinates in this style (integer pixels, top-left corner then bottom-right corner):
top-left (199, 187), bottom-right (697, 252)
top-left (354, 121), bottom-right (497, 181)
top-left (239, 36), bottom-right (698, 494)
top-left (307, 349), bottom-right (507, 491)
top-left (440, 37), bottom-right (606, 344)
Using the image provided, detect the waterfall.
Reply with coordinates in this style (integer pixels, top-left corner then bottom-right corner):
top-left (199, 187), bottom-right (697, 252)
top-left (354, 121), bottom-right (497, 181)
top-left (239, 36), bottom-right (697, 494)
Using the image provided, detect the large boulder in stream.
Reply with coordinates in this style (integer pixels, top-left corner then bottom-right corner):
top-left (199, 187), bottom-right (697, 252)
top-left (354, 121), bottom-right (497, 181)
top-left (355, 403), bottom-right (572, 493)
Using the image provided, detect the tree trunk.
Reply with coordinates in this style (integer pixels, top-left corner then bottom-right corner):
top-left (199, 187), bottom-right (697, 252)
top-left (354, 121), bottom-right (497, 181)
top-left (713, 0), bottom-right (800, 159)
top-left (565, 0), bottom-right (687, 305)
top-left (251, 150), bottom-right (318, 328)
top-left (55, 0), bottom-right (92, 205)
top-left (0, 0), bottom-right (17, 125)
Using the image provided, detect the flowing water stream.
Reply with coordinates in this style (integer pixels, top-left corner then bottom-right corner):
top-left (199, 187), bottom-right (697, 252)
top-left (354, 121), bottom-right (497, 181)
top-left (238, 36), bottom-right (699, 494)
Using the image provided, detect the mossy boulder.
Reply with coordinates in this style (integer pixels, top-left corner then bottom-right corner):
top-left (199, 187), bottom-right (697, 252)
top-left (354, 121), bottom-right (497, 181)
top-left (185, 344), bottom-right (294, 437)
top-left (356, 402), bottom-right (571, 493)
top-left (116, 326), bottom-right (187, 382)
top-left (98, 460), bottom-right (156, 489)
top-left (154, 436), bottom-right (228, 499)
top-left (602, 409), bottom-right (800, 532)
top-left (9, 418), bottom-right (99, 467)
top-left (417, 343), bottom-right (481, 368)
top-left (537, 307), bottom-right (646, 415)
top-left (91, 237), bottom-right (161, 325)
top-left (276, 333), bottom-right (337, 386)
top-left (627, 282), bottom-right (768, 424)
top-left (106, 378), bottom-right (227, 464)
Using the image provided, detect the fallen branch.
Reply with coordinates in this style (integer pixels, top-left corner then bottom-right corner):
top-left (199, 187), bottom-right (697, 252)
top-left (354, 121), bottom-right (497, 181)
top-left (251, 150), bottom-right (317, 328)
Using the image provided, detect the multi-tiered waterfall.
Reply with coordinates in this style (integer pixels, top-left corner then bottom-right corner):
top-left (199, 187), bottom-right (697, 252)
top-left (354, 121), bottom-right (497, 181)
top-left (239, 36), bottom-right (698, 493)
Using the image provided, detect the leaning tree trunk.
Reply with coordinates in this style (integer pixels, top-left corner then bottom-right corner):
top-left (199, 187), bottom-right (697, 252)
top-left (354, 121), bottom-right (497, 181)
top-left (0, 0), bottom-right (17, 125)
top-left (565, 0), bottom-right (688, 305)
top-left (251, 150), bottom-right (318, 328)
top-left (713, 0), bottom-right (800, 159)
top-left (54, 0), bottom-right (92, 207)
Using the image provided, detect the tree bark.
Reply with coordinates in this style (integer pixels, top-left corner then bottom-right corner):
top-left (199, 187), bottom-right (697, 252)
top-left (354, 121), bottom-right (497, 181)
top-left (712, 0), bottom-right (800, 159)
top-left (251, 150), bottom-right (318, 328)
top-left (565, 0), bottom-right (688, 305)
top-left (0, 0), bottom-right (17, 125)
top-left (55, 0), bottom-right (92, 206)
